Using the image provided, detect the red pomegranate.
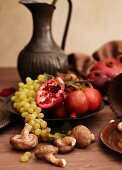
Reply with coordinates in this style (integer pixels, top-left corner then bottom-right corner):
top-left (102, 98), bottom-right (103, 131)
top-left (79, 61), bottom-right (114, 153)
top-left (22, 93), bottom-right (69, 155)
top-left (90, 58), bottom-right (122, 78)
top-left (50, 104), bottom-right (68, 119)
top-left (64, 90), bottom-right (88, 117)
top-left (83, 87), bottom-right (102, 113)
top-left (88, 58), bottom-right (122, 95)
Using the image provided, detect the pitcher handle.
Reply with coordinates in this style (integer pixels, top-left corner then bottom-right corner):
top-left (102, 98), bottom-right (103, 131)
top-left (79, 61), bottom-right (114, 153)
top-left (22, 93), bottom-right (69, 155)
top-left (52, 0), bottom-right (72, 50)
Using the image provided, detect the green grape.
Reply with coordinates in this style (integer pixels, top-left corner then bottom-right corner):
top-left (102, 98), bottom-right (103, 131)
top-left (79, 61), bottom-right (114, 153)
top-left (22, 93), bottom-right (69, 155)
top-left (31, 101), bottom-right (36, 105)
top-left (29, 114), bottom-right (36, 120)
top-left (24, 152), bottom-right (31, 158)
top-left (33, 80), bottom-right (39, 84)
top-left (15, 91), bottom-right (20, 97)
top-left (19, 93), bottom-right (26, 100)
top-left (33, 83), bottom-right (39, 89)
top-left (28, 120), bottom-right (35, 126)
top-left (24, 103), bottom-right (30, 110)
top-left (41, 120), bottom-right (47, 129)
top-left (30, 103), bottom-right (36, 109)
top-left (35, 118), bottom-right (41, 124)
top-left (46, 127), bottom-right (51, 133)
top-left (20, 107), bottom-right (26, 113)
top-left (12, 75), bottom-right (52, 141)
top-left (18, 82), bottom-right (25, 88)
top-left (26, 77), bottom-right (33, 85)
top-left (29, 85), bottom-right (35, 90)
top-left (20, 155), bottom-right (29, 162)
top-left (28, 107), bottom-right (34, 114)
top-left (35, 107), bottom-right (41, 113)
top-left (16, 102), bottom-right (21, 109)
top-left (20, 101), bottom-right (26, 107)
top-left (27, 97), bottom-right (34, 103)
top-left (41, 129), bottom-right (48, 138)
top-left (32, 112), bottom-right (37, 117)
top-left (38, 74), bottom-right (47, 82)
top-left (23, 89), bottom-right (29, 94)
top-left (37, 113), bottom-right (44, 119)
top-left (13, 102), bottom-right (17, 108)
top-left (21, 112), bottom-right (28, 118)
top-left (34, 128), bottom-right (42, 136)
top-left (11, 96), bottom-right (16, 102)
top-left (19, 88), bottom-right (23, 92)
top-left (33, 123), bottom-right (40, 130)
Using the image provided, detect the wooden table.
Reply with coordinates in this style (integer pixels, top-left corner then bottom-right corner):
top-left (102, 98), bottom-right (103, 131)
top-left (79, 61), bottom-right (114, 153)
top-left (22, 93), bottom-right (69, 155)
top-left (0, 68), bottom-right (121, 170)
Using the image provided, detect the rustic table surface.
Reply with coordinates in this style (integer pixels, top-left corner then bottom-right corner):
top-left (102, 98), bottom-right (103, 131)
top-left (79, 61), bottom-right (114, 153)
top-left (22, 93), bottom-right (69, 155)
top-left (0, 68), bottom-right (121, 170)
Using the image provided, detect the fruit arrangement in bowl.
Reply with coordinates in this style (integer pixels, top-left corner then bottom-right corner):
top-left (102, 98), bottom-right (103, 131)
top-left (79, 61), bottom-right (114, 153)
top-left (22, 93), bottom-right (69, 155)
top-left (10, 73), bottom-right (103, 140)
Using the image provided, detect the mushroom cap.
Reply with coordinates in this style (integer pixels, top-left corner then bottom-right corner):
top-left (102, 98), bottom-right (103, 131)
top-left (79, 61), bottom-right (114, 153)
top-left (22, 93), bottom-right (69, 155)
top-left (35, 145), bottom-right (58, 158)
top-left (10, 134), bottom-right (38, 150)
top-left (71, 125), bottom-right (92, 147)
top-left (54, 136), bottom-right (76, 153)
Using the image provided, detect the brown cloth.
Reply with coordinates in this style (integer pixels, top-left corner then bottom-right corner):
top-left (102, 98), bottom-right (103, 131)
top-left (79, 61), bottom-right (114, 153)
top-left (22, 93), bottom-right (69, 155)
top-left (93, 40), bottom-right (122, 62)
top-left (68, 52), bottom-right (95, 77)
top-left (68, 40), bottom-right (122, 76)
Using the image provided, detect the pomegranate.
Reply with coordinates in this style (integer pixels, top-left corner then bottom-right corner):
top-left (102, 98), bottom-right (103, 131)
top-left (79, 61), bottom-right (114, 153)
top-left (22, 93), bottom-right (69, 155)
top-left (36, 77), bottom-right (65, 109)
top-left (88, 58), bottom-right (122, 95)
top-left (50, 104), bottom-right (68, 119)
top-left (83, 87), bottom-right (102, 113)
top-left (88, 70), bottom-right (111, 95)
top-left (64, 90), bottom-right (88, 117)
top-left (90, 58), bottom-right (122, 78)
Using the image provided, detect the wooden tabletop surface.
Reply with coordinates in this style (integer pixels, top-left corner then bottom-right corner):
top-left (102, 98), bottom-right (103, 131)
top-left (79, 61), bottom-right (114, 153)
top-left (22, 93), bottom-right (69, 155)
top-left (0, 67), bottom-right (122, 170)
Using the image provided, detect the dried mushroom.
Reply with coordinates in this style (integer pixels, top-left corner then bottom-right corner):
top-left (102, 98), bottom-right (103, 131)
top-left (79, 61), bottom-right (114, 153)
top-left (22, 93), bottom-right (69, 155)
top-left (71, 125), bottom-right (95, 148)
top-left (54, 136), bottom-right (76, 153)
top-left (35, 144), bottom-right (66, 167)
top-left (10, 123), bottom-right (38, 150)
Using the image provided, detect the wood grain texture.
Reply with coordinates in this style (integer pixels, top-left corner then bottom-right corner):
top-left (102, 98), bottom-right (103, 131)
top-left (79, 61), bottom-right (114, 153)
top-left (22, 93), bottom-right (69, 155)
top-left (0, 68), bottom-right (122, 170)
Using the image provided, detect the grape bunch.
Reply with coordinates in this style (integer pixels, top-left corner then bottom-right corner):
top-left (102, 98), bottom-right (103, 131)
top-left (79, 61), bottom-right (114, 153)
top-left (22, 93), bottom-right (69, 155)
top-left (11, 75), bottom-right (51, 141)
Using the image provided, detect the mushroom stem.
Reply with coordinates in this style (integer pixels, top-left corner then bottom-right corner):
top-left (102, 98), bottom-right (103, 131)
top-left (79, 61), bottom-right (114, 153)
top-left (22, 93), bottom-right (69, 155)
top-left (91, 133), bottom-right (95, 142)
top-left (21, 123), bottom-right (32, 140)
top-left (44, 153), bottom-right (66, 167)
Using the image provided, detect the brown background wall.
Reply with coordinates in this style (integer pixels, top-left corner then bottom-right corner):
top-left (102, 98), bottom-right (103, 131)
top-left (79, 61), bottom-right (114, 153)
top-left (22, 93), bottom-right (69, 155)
top-left (1, 0), bottom-right (122, 67)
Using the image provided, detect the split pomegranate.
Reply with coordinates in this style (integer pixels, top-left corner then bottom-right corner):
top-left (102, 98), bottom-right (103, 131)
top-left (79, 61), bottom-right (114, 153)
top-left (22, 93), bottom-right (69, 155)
top-left (83, 87), bottom-right (102, 113)
top-left (36, 77), bottom-right (65, 109)
top-left (64, 90), bottom-right (88, 117)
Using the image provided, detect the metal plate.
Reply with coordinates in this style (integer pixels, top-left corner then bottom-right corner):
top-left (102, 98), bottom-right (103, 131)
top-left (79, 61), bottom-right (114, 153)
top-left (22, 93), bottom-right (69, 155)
top-left (0, 98), bottom-right (13, 129)
top-left (4, 96), bottom-right (104, 121)
top-left (100, 121), bottom-right (122, 154)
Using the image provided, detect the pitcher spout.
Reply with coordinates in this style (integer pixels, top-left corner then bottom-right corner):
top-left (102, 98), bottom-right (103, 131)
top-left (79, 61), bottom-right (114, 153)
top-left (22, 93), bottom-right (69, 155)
top-left (19, 0), bottom-right (38, 4)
